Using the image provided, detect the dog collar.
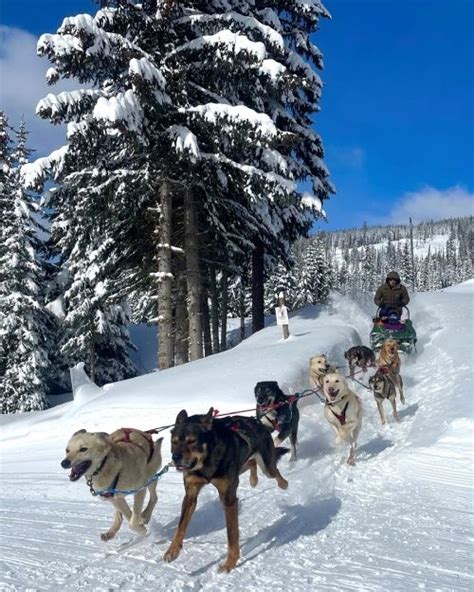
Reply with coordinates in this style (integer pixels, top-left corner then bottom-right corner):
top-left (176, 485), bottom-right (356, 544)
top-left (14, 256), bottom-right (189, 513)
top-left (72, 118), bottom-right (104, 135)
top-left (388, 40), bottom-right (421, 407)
top-left (93, 454), bottom-right (108, 478)
top-left (86, 455), bottom-right (109, 496)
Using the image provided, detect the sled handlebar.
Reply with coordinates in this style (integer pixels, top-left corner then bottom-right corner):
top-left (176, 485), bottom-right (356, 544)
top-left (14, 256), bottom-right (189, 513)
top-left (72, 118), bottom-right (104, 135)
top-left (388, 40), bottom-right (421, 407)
top-left (376, 306), bottom-right (410, 319)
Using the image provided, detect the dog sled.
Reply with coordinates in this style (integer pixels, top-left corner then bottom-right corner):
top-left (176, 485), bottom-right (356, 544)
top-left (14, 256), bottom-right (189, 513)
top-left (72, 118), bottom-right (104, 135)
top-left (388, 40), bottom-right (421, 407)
top-left (370, 306), bottom-right (417, 354)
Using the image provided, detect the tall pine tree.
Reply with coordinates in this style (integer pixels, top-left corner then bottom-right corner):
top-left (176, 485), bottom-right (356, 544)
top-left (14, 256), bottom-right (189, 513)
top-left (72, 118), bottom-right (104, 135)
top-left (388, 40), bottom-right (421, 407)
top-left (0, 115), bottom-right (53, 413)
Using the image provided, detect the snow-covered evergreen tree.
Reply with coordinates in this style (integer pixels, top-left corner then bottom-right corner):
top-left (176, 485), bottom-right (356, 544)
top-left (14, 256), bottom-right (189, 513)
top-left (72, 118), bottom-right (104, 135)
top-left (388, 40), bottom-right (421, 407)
top-left (24, 0), bottom-right (334, 363)
top-left (312, 235), bottom-right (332, 302)
top-left (0, 116), bottom-right (53, 413)
top-left (264, 262), bottom-right (298, 312)
top-left (298, 239), bottom-right (320, 305)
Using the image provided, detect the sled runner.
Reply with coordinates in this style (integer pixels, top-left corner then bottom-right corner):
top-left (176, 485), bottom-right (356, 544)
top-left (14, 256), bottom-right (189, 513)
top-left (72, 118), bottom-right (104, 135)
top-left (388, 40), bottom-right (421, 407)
top-left (370, 306), bottom-right (417, 354)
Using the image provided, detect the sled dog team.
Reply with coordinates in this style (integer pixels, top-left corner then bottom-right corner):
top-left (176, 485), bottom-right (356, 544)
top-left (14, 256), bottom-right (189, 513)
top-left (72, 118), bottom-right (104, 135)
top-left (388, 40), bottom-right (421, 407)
top-left (61, 338), bottom-right (405, 572)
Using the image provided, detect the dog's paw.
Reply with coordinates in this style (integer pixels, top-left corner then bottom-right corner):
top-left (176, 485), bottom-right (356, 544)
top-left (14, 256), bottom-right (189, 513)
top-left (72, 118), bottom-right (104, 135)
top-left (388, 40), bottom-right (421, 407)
top-left (346, 456), bottom-right (356, 466)
top-left (249, 474), bottom-right (258, 488)
top-left (163, 543), bottom-right (182, 563)
top-left (101, 531), bottom-right (116, 542)
top-left (400, 397), bottom-right (406, 405)
top-left (219, 562), bottom-right (236, 573)
top-left (277, 477), bottom-right (289, 490)
top-left (130, 522), bottom-right (147, 536)
top-left (218, 556), bottom-right (239, 573)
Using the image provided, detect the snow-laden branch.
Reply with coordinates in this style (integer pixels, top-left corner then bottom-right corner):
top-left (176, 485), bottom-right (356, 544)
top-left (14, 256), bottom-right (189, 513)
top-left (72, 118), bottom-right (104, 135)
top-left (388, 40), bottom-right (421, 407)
top-left (182, 103), bottom-right (279, 139)
top-left (93, 90), bottom-right (143, 132)
top-left (182, 12), bottom-right (285, 51)
top-left (301, 193), bottom-right (326, 218)
top-left (129, 57), bottom-right (167, 89)
top-left (36, 90), bottom-right (102, 123)
top-left (202, 151), bottom-right (296, 198)
top-left (167, 126), bottom-right (200, 159)
top-left (21, 146), bottom-right (68, 189)
top-left (260, 59), bottom-right (286, 80)
top-left (171, 29), bottom-right (267, 62)
top-left (286, 51), bottom-right (322, 87)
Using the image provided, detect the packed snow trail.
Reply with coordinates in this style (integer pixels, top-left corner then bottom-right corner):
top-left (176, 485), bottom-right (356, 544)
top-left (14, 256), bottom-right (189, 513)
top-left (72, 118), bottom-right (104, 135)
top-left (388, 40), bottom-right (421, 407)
top-left (0, 284), bottom-right (473, 591)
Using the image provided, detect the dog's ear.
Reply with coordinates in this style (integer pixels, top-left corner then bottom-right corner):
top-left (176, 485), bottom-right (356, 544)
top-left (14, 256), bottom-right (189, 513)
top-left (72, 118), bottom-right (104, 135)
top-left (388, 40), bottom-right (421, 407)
top-left (73, 428), bottom-right (87, 436)
top-left (276, 384), bottom-right (286, 397)
top-left (94, 432), bottom-right (109, 439)
top-left (201, 407), bottom-right (214, 430)
top-left (176, 409), bottom-right (188, 423)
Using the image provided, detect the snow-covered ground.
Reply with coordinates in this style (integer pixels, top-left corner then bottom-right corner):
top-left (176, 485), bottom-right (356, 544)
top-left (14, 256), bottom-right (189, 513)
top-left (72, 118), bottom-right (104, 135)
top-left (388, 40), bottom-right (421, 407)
top-left (1, 283), bottom-right (473, 591)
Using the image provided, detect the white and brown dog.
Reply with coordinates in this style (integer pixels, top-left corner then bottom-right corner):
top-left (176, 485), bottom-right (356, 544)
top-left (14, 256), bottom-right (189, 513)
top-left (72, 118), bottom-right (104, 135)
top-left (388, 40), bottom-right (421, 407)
top-left (323, 373), bottom-right (362, 466)
top-left (309, 354), bottom-right (338, 390)
top-left (61, 428), bottom-right (163, 541)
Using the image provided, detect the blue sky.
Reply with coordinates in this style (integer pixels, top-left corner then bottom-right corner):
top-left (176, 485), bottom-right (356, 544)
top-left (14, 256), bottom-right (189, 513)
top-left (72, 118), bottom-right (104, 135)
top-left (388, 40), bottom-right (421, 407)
top-left (1, 0), bottom-right (473, 229)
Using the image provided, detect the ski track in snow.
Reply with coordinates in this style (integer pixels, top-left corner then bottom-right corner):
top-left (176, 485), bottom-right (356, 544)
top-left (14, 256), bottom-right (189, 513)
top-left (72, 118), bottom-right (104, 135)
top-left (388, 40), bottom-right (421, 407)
top-left (1, 290), bottom-right (473, 591)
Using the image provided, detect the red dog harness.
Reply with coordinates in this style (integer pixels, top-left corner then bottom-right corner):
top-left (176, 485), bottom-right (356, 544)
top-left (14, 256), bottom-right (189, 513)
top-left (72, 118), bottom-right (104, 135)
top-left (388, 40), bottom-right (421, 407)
top-left (328, 401), bottom-right (350, 426)
top-left (119, 428), bottom-right (154, 462)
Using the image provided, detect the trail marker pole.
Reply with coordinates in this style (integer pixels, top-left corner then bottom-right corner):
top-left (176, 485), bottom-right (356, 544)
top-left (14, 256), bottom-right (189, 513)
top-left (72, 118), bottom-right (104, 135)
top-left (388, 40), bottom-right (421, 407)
top-left (275, 291), bottom-right (290, 339)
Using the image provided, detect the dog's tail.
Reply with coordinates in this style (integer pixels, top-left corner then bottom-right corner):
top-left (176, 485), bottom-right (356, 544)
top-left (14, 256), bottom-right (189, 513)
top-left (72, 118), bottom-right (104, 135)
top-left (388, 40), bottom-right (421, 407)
top-left (275, 447), bottom-right (290, 463)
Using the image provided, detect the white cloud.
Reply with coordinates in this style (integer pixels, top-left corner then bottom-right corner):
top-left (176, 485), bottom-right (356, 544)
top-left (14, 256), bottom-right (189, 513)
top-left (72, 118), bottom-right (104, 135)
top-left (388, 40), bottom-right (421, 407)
top-left (0, 26), bottom-right (74, 157)
top-left (387, 185), bottom-right (474, 224)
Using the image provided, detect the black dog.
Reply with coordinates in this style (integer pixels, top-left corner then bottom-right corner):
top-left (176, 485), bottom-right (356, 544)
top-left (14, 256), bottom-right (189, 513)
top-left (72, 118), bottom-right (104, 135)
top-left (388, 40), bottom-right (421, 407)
top-left (344, 345), bottom-right (376, 378)
top-left (254, 381), bottom-right (299, 461)
top-left (164, 408), bottom-right (289, 572)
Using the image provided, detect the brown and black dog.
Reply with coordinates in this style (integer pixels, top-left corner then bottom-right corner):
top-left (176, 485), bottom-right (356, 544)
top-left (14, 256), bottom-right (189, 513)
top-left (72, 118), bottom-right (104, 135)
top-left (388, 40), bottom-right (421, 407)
top-left (164, 408), bottom-right (289, 572)
top-left (368, 370), bottom-right (401, 424)
top-left (344, 345), bottom-right (376, 378)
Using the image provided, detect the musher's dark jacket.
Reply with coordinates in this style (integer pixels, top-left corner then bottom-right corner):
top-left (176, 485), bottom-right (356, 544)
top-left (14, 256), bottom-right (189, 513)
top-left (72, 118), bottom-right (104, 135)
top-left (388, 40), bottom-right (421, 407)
top-left (374, 271), bottom-right (410, 315)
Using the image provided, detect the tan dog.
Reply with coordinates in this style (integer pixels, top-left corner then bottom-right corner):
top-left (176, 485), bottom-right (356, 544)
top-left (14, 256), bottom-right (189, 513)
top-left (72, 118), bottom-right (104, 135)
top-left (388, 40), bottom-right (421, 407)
top-left (323, 373), bottom-right (362, 465)
top-left (377, 339), bottom-right (404, 403)
top-left (309, 354), bottom-right (337, 390)
top-left (61, 428), bottom-right (163, 540)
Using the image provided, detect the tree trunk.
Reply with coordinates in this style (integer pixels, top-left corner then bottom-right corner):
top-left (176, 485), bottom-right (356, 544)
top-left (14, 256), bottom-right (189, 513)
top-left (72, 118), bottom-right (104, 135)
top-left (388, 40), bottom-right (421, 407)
top-left (174, 266), bottom-right (189, 365)
top-left (239, 277), bottom-right (246, 343)
top-left (157, 180), bottom-right (174, 369)
top-left (252, 242), bottom-right (265, 333)
top-left (89, 341), bottom-right (96, 382)
top-left (209, 267), bottom-right (220, 353)
top-left (202, 287), bottom-right (213, 356)
top-left (184, 187), bottom-right (203, 361)
top-left (220, 270), bottom-right (228, 350)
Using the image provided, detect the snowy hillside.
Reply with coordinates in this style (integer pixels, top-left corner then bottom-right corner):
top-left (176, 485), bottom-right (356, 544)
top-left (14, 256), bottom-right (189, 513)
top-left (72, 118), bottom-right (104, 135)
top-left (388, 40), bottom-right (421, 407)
top-left (332, 232), bottom-right (451, 264)
top-left (1, 283), bottom-right (473, 591)
top-left (321, 216), bottom-right (473, 294)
